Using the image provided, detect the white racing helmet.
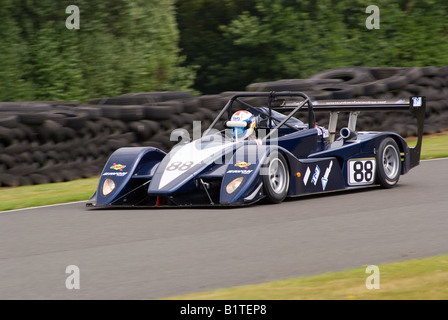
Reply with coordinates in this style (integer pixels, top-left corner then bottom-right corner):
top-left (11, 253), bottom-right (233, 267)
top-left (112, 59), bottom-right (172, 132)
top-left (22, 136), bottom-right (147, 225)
top-left (229, 110), bottom-right (256, 140)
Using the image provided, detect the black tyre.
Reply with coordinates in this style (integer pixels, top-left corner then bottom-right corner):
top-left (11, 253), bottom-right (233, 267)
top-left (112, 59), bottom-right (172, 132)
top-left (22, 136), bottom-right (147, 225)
top-left (376, 137), bottom-right (401, 188)
top-left (17, 112), bottom-right (47, 125)
top-left (143, 105), bottom-right (173, 120)
top-left (0, 102), bottom-right (52, 112)
top-left (0, 154), bottom-right (15, 168)
top-left (170, 114), bottom-right (185, 128)
top-left (306, 90), bottom-right (333, 100)
top-left (310, 67), bottom-right (374, 84)
top-left (29, 173), bottom-right (51, 185)
top-left (9, 163), bottom-right (39, 176)
top-left (0, 127), bottom-right (14, 146)
top-left (421, 66), bottom-right (438, 76)
top-left (401, 67), bottom-right (423, 83)
top-left (5, 141), bottom-right (29, 155)
top-left (368, 67), bottom-right (402, 80)
top-left (198, 95), bottom-right (223, 111)
top-left (128, 121), bottom-right (152, 140)
top-left (19, 176), bottom-right (33, 186)
top-left (183, 98), bottom-right (200, 113)
top-left (383, 76), bottom-right (408, 91)
top-left (198, 108), bottom-right (215, 120)
top-left (75, 105), bottom-right (103, 120)
top-left (262, 152), bottom-right (289, 203)
top-left (179, 112), bottom-right (196, 126)
top-left (363, 81), bottom-right (388, 96)
top-left (144, 120), bottom-right (160, 132)
top-left (96, 105), bottom-right (122, 119)
top-left (156, 100), bottom-right (184, 114)
top-left (119, 105), bottom-right (145, 121)
top-left (437, 66), bottom-right (448, 77)
top-left (0, 114), bottom-right (18, 128)
top-left (0, 173), bottom-right (21, 187)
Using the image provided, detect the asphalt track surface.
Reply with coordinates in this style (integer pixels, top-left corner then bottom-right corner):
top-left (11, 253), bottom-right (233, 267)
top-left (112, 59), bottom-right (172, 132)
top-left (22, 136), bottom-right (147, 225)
top-left (0, 159), bottom-right (447, 299)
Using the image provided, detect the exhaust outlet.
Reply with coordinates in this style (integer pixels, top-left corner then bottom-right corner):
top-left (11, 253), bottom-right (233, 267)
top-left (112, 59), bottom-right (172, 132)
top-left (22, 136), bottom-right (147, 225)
top-left (340, 127), bottom-right (357, 141)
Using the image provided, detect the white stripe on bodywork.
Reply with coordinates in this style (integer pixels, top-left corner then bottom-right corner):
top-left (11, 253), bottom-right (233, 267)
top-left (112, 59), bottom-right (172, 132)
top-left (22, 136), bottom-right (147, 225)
top-left (303, 167), bottom-right (311, 186)
top-left (159, 139), bottom-right (238, 188)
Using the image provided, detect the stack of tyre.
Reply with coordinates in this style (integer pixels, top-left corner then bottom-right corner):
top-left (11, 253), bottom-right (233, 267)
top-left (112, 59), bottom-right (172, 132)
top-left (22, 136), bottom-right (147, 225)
top-left (0, 101), bottom-right (101, 187)
top-left (0, 92), bottom-right (223, 187)
top-left (86, 91), bottom-right (221, 149)
top-left (247, 66), bottom-right (448, 137)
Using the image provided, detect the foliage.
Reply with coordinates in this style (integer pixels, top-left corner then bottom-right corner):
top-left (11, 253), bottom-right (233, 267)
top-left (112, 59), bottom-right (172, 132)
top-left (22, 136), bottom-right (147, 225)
top-left (176, 0), bottom-right (448, 93)
top-left (176, 0), bottom-right (255, 94)
top-left (0, 0), bottom-right (196, 102)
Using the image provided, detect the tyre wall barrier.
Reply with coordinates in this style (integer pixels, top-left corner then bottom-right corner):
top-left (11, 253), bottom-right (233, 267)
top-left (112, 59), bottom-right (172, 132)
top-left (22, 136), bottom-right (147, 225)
top-left (0, 66), bottom-right (447, 186)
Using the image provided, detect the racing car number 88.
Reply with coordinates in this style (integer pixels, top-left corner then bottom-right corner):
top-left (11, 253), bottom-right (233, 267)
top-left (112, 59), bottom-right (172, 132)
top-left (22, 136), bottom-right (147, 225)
top-left (354, 161), bottom-right (373, 182)
top-left (166, 161), bottom-right (194, 171)
top-left (348, 158), bottom-right (376, 185)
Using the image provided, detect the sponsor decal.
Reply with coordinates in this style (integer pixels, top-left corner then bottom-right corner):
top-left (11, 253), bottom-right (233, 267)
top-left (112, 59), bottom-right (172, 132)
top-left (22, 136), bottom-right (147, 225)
top-left (103, 172), bottom-right (128, 177)
top-left (227, 169), bottom-right (253, 175)
top-left (110, 163), bottom-right (126, 171)
top-left (412, 97), bottom-right (422, 107)
top-left (321, 161), bottom-right (333, 191)
top-left (317, 126), bottom-right (329, 139)
top-left (303, 167), bottom-right (311, 186)
top-left (311, 165), bottom-right (320, 186)
top-left (235, 161), bottom-right (251, 169)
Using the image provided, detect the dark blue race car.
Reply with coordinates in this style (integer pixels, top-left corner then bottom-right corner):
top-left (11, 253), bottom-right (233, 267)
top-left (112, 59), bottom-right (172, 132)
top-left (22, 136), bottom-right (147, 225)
top-left (87, 92), bottom-right (426, 208)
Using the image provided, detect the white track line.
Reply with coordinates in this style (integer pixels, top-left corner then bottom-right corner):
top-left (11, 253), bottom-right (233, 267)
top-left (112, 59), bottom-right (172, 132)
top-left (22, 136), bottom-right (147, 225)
top-left (421, 157), bottom-right (448, 162)
top-left (0, 200), bottom-right (87, 213)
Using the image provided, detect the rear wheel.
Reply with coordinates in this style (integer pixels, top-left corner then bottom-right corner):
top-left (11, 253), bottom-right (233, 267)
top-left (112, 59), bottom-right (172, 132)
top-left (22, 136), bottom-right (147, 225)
top-left (376, 137), bottom-right (401, 188)
top-left (262, 152), bottom-right (289, 203)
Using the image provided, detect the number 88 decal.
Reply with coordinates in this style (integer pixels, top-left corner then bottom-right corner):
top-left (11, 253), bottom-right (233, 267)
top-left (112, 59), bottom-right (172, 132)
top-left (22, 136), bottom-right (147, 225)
top-left (166, 161), bottom-right (194, 171)
top-left (348, 158), bottom-right (376, 185)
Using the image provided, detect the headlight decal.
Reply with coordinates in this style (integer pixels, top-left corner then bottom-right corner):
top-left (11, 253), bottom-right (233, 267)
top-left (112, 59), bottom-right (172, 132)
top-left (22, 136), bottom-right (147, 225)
top-left (225, 176), bottom-right (244, 194)
top-left (102, 178), bottom-right (116, 196)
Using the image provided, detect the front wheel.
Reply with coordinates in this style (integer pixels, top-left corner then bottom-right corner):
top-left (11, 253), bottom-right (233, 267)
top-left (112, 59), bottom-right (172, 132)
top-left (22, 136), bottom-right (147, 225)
top-left (376, 137), bottom-right (401, 188)
top-left (262, 152), bottom-right (289, 203)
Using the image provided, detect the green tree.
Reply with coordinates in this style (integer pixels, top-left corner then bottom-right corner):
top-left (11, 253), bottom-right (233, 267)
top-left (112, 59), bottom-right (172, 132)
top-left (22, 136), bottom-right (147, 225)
top-left (176, 0), bottom-right (255, 94)
top-left (0, 0), bottom-right (195, 102)
top-left (177, 0), bottom-right (448, 94)
top-left (0, 0), bottom-right (34, 101)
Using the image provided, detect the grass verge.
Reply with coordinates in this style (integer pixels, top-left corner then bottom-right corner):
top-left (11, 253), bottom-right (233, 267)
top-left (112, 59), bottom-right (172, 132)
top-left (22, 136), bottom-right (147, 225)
top-left (162, 254), bottom-right (448, 300)
top-left (407, 130), bottom-right (448, 160)
top-left (0, 177), bottom-right (98, 211)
